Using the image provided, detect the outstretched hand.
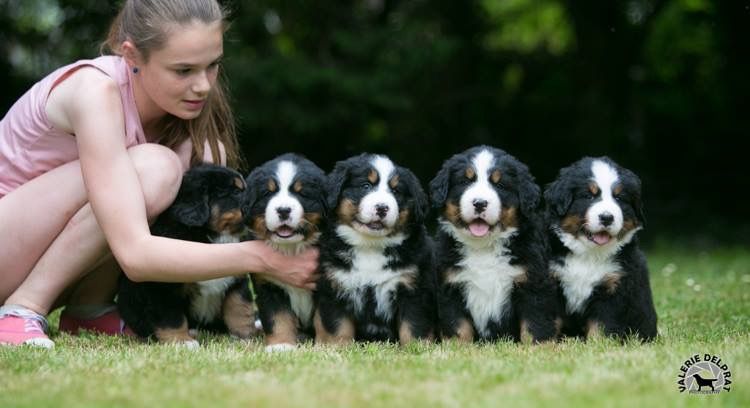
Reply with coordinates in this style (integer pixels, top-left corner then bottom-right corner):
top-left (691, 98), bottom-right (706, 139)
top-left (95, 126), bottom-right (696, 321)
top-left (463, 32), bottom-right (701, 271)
top-left (260, 245), bottom-right (320, 290)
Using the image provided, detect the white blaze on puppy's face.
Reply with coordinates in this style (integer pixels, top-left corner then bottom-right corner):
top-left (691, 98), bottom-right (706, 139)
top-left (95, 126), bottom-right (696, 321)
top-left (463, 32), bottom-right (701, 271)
top-left (460, 149), bottom-right (501, 237)
top-left (585, 161), bottom-right (624, 245)
top-left (357, 156), bottom-right (399, 232)
top-left (266, 160), bottom-right (305, 242)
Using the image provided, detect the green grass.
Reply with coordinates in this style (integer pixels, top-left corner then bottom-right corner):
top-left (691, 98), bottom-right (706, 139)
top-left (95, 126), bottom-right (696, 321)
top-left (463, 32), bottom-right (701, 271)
top-left (2, 245), bottom-right (749, 407)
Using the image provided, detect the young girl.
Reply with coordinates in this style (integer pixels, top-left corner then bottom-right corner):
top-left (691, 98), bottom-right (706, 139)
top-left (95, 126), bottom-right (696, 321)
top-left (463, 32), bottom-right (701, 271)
top-left (0, 0), bottom-right (319, 348)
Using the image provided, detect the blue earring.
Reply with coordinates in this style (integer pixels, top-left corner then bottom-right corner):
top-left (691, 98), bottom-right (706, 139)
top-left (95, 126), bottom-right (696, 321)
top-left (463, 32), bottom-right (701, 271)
top-left (132, 67), bottom-right (139, 74)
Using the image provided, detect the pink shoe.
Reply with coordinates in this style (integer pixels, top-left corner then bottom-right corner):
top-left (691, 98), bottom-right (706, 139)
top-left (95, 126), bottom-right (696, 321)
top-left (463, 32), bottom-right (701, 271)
top-left (59, 308), bottom-right (135, 336)
top-left (0, 306), bottom-right (55, 348)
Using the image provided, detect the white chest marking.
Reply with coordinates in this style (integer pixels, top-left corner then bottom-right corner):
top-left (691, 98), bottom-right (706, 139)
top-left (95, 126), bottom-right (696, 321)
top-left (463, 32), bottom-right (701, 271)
top-left (191, 277), bottom-right (237, 323)
top-left (191, 234), bottom-right (242, 323)
top-left (262, 242), bottom-right (315, 328)
top-left (448, 243), bottom-right (524, 337)
top-left (330, 248), bottom-right (416, 321)
top-left (262, 276), bottom-right (314, 328)
top-left (551, 254), bottom-right (621, 313)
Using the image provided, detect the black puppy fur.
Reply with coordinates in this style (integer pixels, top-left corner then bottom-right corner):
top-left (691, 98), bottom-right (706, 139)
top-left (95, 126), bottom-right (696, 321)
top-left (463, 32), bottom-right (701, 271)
top-left (117, 164), bottom-right (257, 346)
top-left (430, 145), bottom-right (560, 343)
top-left (544, 156), bottom-right (657, 341)
top-left (315, 153), bottom-right (437, 344)
top-left (244, 153), bottom-right (327, 351)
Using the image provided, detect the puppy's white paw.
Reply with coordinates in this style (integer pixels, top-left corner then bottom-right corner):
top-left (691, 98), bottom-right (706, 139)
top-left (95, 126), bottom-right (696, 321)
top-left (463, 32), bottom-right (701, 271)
top-left (178, 339), bottom-right (200, 349)
top-left (264, 343), bottom-right (297, 353)
top-left (188, 329), bottom-right (199, 338)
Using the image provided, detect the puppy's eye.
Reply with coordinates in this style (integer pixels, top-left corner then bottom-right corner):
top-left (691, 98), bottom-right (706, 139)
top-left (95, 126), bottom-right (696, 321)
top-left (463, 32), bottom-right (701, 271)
top-left (361, 183), bottom-right (373, 191)
top-left (578, 191), bottom-right (596, 200)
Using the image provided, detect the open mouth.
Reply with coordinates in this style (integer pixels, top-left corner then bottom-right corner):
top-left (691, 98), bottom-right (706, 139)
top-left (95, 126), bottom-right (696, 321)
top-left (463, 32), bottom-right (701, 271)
top-left (466, 219), bottom-right (491, 238)
top-left (365, 221), bottom-right (385, 231)
top-left (353, 220), bottom-right (390, 235)
top-left (273, 225), bottom-right (300, 239)
top-left (584, 229), bottom-right (612, 246)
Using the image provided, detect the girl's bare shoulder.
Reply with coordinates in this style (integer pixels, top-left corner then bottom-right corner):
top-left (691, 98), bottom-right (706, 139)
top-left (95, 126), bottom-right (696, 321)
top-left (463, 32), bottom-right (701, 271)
top-left (46, 66), bottom-right (122, 134)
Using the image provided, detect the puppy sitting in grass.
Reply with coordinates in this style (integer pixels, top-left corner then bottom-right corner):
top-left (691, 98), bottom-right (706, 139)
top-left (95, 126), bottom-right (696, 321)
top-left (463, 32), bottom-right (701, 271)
top-left (543, 157), bottom-right (657, 341)
top-left (244, 153), bottom-right (328, 352)
top-left (117, 164), bottom-right (258, 347)
top-left (430, 146), bottom-right (560, 343)
top-left (315, 153), bottom-right (437, 345)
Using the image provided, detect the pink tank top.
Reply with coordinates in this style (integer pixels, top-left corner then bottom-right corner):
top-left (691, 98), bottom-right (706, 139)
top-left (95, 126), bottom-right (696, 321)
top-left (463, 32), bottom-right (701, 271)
top-left (0, 55), bottom-right (146, 196)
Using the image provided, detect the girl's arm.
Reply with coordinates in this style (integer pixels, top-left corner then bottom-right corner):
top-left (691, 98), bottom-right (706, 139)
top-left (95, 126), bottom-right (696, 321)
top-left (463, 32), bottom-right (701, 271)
top-left (62, 70), bottom-right (317, 288)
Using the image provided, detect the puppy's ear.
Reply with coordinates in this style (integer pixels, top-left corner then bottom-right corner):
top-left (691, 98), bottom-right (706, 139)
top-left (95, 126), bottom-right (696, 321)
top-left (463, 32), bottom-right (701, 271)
top-left (503, 156), bottom-right (540, 217)
top-left (244, 167), bottom-right (266, 211)
top-left (170, 177), bottom-right (211, 227)
top-left (543, 178), bottom-right (572, 219)
top-left (314, 171), bottom-right (330, 216)
top-left (326, 159), bottom-right (352, 211)
top-left (401, 168), bottom-right (429, 224)
top-left (518, 177), bottom-right (542, 216)
top-left (302, 160), bottom-right (329, 216)
top-left (634, 195), bottom-right (646, 228)
top-left (428, 162), bottom-right (451, 210)
top-left (622, 167), bottom-right (646, 228)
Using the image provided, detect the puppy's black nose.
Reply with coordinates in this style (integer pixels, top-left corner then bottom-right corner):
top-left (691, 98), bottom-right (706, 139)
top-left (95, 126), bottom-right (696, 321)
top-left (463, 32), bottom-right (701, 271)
top-left (599, 212), bottom-right (614, 226)
top-left (375, 204), bottom-right (389, 218)
top-left (277, 207), bottom-right (292, 220)
top-left (473, 199), bottom-right (488, 213)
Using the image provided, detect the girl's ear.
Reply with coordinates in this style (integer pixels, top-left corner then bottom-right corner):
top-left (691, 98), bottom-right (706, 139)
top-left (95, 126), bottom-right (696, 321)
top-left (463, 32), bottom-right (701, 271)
top-left (121, 41), bottom-right (142, 71)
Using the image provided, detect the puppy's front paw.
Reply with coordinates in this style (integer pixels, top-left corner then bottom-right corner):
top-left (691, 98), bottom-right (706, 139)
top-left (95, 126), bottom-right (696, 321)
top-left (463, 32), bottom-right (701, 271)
top-left (176, 339), bottom-right (200, 349)
top-left (264, 343), bottom-right (297, 353)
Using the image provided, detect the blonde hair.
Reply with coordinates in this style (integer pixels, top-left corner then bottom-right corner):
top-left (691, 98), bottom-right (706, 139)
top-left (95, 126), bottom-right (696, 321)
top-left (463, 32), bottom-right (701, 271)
top-left (101, 0), bottom-right (242, 169)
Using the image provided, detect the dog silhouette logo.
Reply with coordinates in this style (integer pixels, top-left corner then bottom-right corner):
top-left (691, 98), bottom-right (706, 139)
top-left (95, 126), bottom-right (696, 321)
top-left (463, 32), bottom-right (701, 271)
top-left (691, 373), bottom-right (717, 391)
top-left (677, 354), bottom-right (732, 394)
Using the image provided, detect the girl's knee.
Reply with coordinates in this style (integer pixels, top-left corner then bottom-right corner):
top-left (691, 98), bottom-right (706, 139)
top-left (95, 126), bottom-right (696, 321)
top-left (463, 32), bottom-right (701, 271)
top-left (128, 144), bottom-right (183, 217)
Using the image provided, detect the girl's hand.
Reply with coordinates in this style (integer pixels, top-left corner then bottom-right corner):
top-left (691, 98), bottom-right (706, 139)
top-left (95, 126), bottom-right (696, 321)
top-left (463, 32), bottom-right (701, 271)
top-left (255, 243), bottom-right (320, 290)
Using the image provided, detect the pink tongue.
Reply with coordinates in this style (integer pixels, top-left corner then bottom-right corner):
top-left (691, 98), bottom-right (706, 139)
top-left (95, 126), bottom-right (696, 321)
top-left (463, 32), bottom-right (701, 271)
top-left (468, 221), bottom-right (490, 237)
top-left (276, 226), bottom-right (295, 238)
top-left (592, 232), bottom-right (611, 245)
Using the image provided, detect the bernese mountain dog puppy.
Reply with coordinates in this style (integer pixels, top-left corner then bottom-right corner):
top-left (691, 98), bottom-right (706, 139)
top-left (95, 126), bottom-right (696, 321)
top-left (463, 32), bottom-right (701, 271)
top-left (543, 156), bottom-right (657, 341)
top-left (117, 164), bottom-right (258, 347)
top-left (429, 146), bottom-right (560, 343)
top-left (244, 153), bottom-right (328, 352)
top-left (315, 153), bottom-right (436, 345)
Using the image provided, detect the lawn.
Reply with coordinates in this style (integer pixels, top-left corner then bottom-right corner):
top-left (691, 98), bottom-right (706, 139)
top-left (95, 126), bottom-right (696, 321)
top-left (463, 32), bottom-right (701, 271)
top-left (1, 245), bottom-right (748, 408)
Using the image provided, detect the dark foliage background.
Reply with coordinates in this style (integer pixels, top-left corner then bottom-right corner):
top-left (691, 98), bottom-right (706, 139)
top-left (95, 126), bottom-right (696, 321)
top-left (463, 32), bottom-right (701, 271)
top-left (2, 0), bottom-right (748, 245)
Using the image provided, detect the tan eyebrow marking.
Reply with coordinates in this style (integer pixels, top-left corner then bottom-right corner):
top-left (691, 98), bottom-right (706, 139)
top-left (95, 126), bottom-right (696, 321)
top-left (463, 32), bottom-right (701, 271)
top-left (234, 177), bottom-right (245, 190)
top-left (613, 184), bottom-right (623, 195)
top-left (465, 167), bottom-right (476, 180)
top-left (368, 169), bottom-right (379, 184)
top-left (491, 169), bottom-right (502, 184)
top-left (268, 179), bottom-right (277, 192)
top-left (588, 182), bottom-right (599, 196)
top-left (293, 180), bottom-right (303, 193)
top-left (389, 174), bottom-right (400, 189)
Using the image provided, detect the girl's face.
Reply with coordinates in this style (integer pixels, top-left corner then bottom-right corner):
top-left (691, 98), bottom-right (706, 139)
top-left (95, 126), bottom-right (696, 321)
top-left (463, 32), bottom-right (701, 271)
top-left (137, 20), bottom-right (224, 121)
